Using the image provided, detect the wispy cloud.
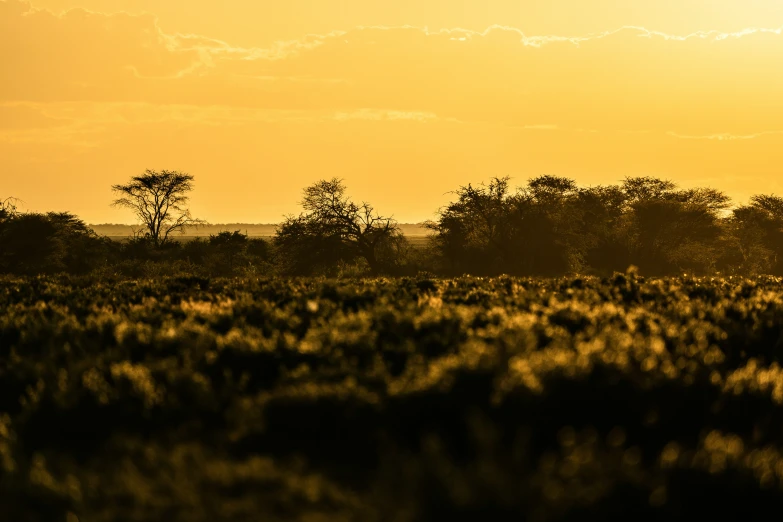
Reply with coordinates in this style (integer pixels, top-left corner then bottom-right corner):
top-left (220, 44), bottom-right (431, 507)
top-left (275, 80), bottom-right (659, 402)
top-left (668, 131), bottom-right (783, 141)
top-left (333, 109), bottom-right (440, 122)
top-left (6, 0), bottom-right (783, 222)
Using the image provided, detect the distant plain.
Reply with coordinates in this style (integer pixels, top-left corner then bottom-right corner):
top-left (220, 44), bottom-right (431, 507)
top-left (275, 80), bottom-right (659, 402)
top-left (90, 223), bottom-right (433, 246)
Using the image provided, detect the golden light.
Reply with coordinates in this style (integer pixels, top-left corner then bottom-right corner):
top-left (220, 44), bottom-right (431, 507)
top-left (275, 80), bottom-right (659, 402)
top-left (3, 0), bottom-right (783, 223)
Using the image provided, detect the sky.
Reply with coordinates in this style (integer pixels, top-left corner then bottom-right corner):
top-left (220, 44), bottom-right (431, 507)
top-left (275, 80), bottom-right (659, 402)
top-left (4, 1), bottom-right (783, 224)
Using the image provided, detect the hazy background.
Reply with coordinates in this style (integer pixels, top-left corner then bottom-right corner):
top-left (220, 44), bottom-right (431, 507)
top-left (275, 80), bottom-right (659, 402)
top-left (4, 0), bottom-right (783, 224)
top-left (89, 223), bottom-right (431, 239)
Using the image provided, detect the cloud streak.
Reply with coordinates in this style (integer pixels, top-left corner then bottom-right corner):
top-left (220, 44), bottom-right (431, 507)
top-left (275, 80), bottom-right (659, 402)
top-left (4, 2), bottom-right (783, 136)
top-left (668, 131), bottom-right (783, 141)
top-left (5, 0), bottom-right (783, 139)
top-left (5, 0), bottom-right (783, 222)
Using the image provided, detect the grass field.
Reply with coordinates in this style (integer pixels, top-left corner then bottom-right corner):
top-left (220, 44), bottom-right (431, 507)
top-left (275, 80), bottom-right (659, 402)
top-left (3, 274), bottom-right (783, 520)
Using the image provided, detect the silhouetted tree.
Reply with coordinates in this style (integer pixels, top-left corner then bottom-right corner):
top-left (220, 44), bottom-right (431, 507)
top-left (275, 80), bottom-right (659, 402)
top-left (112, 170), bottom-right (204, 247)
top-left (10, 173), bottom-right (783, 278)
top-left (274, 178), bottom-right (405, 275)
top-left (721, 205), bottom-right (775, 275)
top-left (620, 178), bottom-right (729, 275)
top-left (725, 195), bottom-right (783, 275)
top-left (430, 176), bottom-right (587, 276)
top-left (431, 175), bottom-right (734, 277)
top-left (511, 175), bottom-right (583, 275)
top-left (526, 175), bottom-right (578, 202)
top-left (574, 185), bottom-right (631, 274)
top-left (622, 177), bottom-right (677, 204)
top-left (427, 177), bottom-right (513, 275)
top-left (0, 197), bottom-right (19, 222)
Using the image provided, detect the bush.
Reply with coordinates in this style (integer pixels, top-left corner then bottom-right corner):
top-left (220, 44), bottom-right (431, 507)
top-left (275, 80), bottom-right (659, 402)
top-left (3, 274), bottom-right (783, 520)
top-left (0, 212), bottom-right (114, 275)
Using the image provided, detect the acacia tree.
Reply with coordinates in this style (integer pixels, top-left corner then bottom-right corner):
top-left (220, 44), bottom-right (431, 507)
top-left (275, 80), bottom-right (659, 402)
top-left (112, 170), bottom-right (203, 246)
top-left (274, 178), bottom-right (405, 275)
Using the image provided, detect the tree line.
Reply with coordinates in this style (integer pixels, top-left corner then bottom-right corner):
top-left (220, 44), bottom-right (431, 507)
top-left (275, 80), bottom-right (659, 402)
top-left (3, 170), bottom-right (783, 278)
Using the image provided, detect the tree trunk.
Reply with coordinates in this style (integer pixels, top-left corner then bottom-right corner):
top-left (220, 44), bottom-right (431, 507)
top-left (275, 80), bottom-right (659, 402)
top-left (362, 246), bottom-right (380, 275)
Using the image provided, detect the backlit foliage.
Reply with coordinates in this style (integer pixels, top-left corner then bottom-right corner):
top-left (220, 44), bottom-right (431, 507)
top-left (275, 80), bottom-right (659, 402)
top-left (3, 273), bottom-right (783, 519)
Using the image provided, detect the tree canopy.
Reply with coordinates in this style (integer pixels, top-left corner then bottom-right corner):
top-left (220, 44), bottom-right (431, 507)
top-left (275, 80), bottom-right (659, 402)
top-left (1, 197), bottom-right (19, 223)
top-left (112, 170), bottom-right (203, 247)
top-left (427, 176), bottom-right (745, 277)
top-left (274, 178), bottom-right (406, 275)
top-left (4, 174), bottom-right (783, 278)
top-left (0, 211), bottom-right (109, 275)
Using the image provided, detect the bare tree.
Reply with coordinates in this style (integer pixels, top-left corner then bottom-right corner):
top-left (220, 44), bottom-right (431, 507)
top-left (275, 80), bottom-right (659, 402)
top-left (275, 178), bottom-right (405, 274)
top-left (0, 197), bottom-right (20, 222)
top-left (112, 170), bottom-right (204, 246)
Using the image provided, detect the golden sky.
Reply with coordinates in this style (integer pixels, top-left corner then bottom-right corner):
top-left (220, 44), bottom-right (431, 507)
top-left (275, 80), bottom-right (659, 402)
top-left (4, 0), bottom-right (783, 224)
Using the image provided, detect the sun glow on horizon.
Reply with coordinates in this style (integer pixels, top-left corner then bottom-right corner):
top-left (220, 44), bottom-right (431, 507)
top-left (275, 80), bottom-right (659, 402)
top-left (3, 0), bottom-right (783, 224)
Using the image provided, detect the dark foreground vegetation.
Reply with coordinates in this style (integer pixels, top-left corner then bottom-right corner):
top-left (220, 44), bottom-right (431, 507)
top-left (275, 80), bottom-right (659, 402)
top-left (3, 274), bottom-right (783, 520)
top-left (5, 171), bottom-right (783, 279)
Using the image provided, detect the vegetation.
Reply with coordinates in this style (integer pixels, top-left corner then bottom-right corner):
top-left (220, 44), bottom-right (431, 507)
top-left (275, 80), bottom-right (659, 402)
top-left (111, 170), bottom-right (204, 247)
top-left (274, 178), bottom-right (407, 275)
top-left (1, 196), bottom-right (19, 221)
top-left (427, 176), bottom-right (736, 277)
top-left (0, 211), bottom-right (112, 276)
top-left (6, 173), bottom-right (783, 518)
top-left (9, 172), bottom-right (783, 279)
top-left (3, 274), bottom-right (783, 520)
